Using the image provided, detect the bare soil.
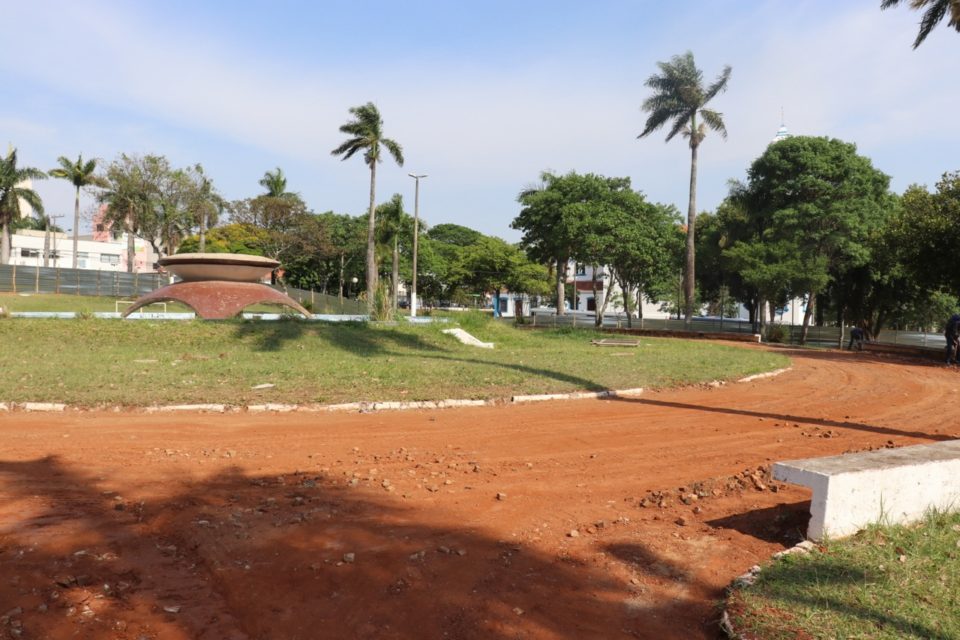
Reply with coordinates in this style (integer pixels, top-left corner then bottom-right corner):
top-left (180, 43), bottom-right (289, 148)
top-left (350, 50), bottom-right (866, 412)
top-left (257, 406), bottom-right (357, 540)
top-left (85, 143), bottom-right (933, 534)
top-left (0, 346), bottom-right (956, 640)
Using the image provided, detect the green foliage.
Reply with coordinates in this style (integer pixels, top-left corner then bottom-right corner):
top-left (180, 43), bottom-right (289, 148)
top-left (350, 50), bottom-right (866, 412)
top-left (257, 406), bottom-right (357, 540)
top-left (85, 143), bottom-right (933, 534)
top-left (371, 282), bottom-right (394, 321)
top-left (427, 223), bottom-right (481, 246)
top-left (725, 136), bottom-right (891, 337)
top-left (0, 147), bottom-right (46, 264)
top-left (98, 155), bottom-right (222, 258)
top-left (178, 223), bottom-right (268, 255)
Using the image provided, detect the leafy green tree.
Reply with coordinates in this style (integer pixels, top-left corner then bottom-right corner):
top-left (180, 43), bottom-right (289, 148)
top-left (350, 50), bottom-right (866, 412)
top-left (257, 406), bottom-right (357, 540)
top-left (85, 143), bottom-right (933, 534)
top-left (460, 236), bottom-right (549, 315)
top-left (731, 136), bottom-right (891, 342)
top-left (427, 223), bottom-right (482, 247)
top-left (178, 223), bottom-right (269, 256)
top-left (0, 148), bottom-right (46, 265)
top-left (229, 195), bottom-right (309, 263)
top-left (49, 154), bottom-right (107, 269)
top-left (881, 0), bottom-right (960, 48)
top-left (638, 51), bottom-right (731, 325)
top-left (514, 171), bottom-right (609, 314)
top-left (331, 102), bottom-right (404, 314)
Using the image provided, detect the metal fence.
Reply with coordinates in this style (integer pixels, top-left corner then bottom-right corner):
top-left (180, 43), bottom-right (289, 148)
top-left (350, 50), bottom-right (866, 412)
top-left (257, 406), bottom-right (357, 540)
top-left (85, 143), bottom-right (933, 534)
top-left (530, 309), bottom-right (946, 352)
top-left (0, 264), bottom-right (167, 297)
top-left (0, 264), bottom-right (366, 316)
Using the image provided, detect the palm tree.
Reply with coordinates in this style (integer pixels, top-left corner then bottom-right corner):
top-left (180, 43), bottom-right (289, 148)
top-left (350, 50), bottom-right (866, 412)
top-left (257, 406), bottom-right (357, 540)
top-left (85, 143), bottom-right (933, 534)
top-left (259, 167), bottom-right (297, 199)
top-left (881, 0), bottom-right (960, 48)
top-left (331, 102), bottom-right (404, 312)
top-left (0, 148), bottom-right (46, 265)
top-left (638, 51), bottom-right (731, 326)
top-left (99, 163), bottom-right (151, 272)
top-left (49, 154), bottom-right (107, 269)
top-left (377, 193), bottom-right (405, 311)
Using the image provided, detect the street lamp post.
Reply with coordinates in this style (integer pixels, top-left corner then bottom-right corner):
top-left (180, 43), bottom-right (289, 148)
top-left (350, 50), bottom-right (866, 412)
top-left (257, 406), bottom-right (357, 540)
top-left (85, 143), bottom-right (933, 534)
top-left (407, 173), bottom-right (427, 317)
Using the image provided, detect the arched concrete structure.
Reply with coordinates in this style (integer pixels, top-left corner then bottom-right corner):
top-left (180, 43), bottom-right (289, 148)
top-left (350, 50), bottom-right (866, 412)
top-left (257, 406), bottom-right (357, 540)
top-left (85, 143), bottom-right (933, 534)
top-left (122, 280), bottom-right (311, 319)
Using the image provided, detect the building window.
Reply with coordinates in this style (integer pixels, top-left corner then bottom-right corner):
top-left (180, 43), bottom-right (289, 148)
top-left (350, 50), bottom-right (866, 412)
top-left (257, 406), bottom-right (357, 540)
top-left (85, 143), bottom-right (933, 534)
top-left (20, 248), bottom-right (40, 258)
top-left (77, 252), bottom-right (90, 260)
top-left (499, 298), bottom-right (509, 313)
top-left (575, 264), bottom-right (587, 276)
top-left (100, 254), bottom-right (121, 265)
top-left (587, 297), bottom-right (597, 311)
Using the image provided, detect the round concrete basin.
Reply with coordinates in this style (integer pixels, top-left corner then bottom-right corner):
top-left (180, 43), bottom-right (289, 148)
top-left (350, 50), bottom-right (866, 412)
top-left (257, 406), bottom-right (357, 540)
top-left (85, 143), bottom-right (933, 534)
top-left (159, 253), bottom-right (279, 283)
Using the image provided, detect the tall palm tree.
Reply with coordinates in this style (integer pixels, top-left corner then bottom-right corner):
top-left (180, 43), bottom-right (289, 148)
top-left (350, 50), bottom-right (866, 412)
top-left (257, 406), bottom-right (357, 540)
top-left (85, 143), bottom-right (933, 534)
top-left (331, 102), bottom-right (404, 312)
top-left (638, 51), bottom-right (731, 326)
top-left (881, 0), bottom-right (960, 48)
top-left (0, 148), bottom-right (46, 265)
top-left (99, 163), bottom-right (151, 272)
top-left (49, 154), bottom-right (107, 269)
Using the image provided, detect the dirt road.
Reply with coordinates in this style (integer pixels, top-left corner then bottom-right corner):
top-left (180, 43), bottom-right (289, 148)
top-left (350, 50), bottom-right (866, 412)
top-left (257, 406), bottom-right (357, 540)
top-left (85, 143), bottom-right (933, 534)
top-left (0, 346), bottom-right (956, 639)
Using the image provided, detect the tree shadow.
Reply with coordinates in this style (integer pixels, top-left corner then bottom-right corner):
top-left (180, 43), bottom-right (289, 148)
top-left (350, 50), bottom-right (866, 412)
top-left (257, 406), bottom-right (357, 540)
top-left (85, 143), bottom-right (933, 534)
top-left (230, 319), bottom-right (447, 354)
top-left (0, 454), bottom-right (722, 640)
top-left (610, 396), bottom-right (952, 443)
top-left (733, 555), bottom-right (955, 640)
top-left (705, 501), bottom-right (811, 545)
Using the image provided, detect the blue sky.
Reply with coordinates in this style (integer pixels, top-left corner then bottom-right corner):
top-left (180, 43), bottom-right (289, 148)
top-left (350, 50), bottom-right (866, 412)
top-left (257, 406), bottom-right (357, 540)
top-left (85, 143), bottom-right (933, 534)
top-left (2, 1), bottom-right (957, 240)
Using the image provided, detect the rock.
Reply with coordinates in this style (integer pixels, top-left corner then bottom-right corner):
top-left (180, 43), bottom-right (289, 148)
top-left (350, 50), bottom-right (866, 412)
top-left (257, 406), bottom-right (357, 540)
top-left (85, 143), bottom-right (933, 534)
top-left (513, 607), bottom-right (524, 615)
top-left (496, 492), bottom-right (507, 501)
top-left (162, 605), bottom-right (181, 614)
top-left (567, 529), bottom-right (580, 538)
top-left (343, 553), bottom-right (355, 564)
top-left (676, 517), bottom-right (689, 527)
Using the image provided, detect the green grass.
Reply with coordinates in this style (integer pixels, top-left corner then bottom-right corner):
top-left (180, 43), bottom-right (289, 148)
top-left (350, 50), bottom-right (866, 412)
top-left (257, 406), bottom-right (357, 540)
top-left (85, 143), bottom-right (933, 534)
top-left (0, 292), bottom-right (293, 314)
top-left (0, 312), bottom-right (786, 406)
top-left (727, 511), bottom-right (960, 640)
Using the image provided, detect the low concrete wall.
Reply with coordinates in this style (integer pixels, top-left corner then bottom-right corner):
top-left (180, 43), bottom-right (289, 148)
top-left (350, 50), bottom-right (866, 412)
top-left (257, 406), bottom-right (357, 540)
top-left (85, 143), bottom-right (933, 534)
top-left (773, 440), bottom-right (960, 540)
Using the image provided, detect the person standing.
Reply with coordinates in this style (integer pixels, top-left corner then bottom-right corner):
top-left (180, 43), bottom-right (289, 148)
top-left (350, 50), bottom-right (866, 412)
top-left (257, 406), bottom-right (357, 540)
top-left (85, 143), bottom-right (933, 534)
top-left (944, 314), bottom-right (960, 365)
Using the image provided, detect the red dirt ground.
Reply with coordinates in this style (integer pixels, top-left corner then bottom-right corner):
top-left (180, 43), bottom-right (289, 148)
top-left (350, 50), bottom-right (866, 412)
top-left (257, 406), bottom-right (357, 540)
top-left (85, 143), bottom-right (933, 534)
top-left (1, 346), bottom-right (957, 640)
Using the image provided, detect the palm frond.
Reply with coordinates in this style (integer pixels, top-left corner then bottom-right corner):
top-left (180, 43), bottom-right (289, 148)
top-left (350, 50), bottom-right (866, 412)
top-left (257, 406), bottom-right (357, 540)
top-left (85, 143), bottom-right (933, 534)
top-left (914, 0), bottom-right (950, 46)
top-left (382, 138), bottom-right (404, 166)
top-left (699, 108), bottom-right (728, 139)
top-left (703, 65), bottom-right (732, 103)
top-left (665, 114), bottom-right (692, 142)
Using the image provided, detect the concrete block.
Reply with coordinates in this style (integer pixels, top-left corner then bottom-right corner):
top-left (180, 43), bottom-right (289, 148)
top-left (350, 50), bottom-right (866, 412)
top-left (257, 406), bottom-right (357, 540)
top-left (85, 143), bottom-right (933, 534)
top-left (20, 403), bottom-right (66, 412)
top-left (773, 440), bottom-right (960, 540)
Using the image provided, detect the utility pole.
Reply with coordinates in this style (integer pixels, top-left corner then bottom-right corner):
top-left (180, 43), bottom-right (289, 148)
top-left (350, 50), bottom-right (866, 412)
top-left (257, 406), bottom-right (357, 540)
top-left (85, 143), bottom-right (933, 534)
top-left (407, 173), bottom-right (427, 317)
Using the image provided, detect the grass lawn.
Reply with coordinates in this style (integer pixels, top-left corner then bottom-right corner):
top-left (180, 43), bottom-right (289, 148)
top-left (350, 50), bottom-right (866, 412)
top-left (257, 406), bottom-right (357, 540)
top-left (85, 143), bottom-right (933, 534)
top-left (0, 312), bottom-right (786, 406)
top-left (726, 511), bottom-right (960, 640)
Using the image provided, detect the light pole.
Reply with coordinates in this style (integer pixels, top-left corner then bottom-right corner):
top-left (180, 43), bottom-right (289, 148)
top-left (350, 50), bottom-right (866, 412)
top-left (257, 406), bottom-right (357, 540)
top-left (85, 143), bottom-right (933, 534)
top-left (407, 173), bottom-right (427, 317)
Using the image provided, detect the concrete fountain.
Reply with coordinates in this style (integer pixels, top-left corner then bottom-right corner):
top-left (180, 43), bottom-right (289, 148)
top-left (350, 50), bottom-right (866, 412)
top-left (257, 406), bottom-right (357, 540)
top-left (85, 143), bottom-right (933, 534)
top-left (122, 253), bottom-right (311, 319)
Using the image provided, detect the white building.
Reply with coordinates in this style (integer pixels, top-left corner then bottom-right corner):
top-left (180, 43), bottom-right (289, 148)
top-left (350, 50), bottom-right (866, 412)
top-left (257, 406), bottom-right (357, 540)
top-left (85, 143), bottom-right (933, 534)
top-left (8, 229), bottom-right (158, 273)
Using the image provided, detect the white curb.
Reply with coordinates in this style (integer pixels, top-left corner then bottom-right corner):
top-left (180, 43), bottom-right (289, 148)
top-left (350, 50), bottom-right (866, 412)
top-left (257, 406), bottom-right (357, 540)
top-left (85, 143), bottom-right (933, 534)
top-left (737, 367), bottom-right (791, 383)
top-left (20, 402), bottom-right (66, 412)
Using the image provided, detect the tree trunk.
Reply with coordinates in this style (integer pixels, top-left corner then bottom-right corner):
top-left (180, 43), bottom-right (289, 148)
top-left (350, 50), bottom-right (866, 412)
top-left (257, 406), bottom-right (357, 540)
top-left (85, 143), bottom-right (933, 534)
top-left (684, 140), bottom-right (699, 327)
top-left (199, 208), bottom-right (206, 253)
top-left (800, 288), bottom-right (816, 345)
top-left (43, 223), bottom-right (50, 268)
top-left (365, 162), bottom-right (378, 314)
top-left (392, 235), bottom-right (399, 312)
top-left (555, 257), bottom-right (566, 315)
top-left (338, 253), bottom-right (345, 304)
top-left (71, 186), bottom-right (80, 269)
top-left (837, 308), bottom-right (845, 350)
top-left (1, 220), bottom-right (10, 265)
top-left (126, 206), bottom-right (136, 273)
top-left (592, 265), bottom-right (601, 327)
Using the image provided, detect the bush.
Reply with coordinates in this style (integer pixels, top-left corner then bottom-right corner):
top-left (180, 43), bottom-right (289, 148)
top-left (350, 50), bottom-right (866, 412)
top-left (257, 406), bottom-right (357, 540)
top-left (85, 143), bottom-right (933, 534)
top-left (765, 325), bottom-right (786, 343)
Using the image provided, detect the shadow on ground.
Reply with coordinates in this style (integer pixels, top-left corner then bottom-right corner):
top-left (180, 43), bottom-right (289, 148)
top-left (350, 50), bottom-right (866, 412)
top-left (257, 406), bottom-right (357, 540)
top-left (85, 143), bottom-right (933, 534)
top-left (0, 455), bottom-right (723, 640)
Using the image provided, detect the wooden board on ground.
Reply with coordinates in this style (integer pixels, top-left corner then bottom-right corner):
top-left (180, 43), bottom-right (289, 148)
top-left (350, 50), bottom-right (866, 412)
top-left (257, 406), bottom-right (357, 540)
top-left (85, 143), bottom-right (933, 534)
top-left (591, 338), bottom-right (641, 347)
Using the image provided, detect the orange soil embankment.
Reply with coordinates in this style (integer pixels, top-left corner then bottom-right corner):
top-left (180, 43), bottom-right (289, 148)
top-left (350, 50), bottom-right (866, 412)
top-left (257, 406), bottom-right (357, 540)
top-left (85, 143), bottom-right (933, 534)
top-left (0, 346), bottom-right (956, 640)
